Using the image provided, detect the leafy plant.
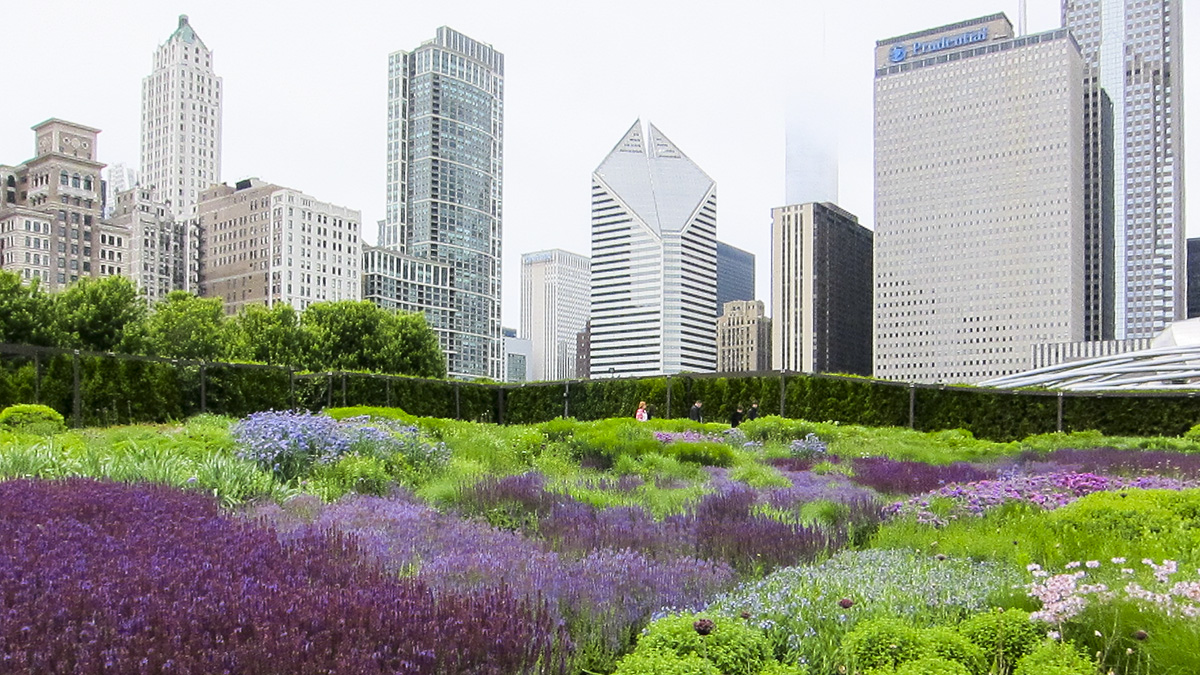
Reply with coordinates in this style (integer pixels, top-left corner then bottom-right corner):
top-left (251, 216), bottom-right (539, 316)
top-left (0, 403), bottom-right (65, 435)
top-left (957, 608), bottom-right (1045, 675)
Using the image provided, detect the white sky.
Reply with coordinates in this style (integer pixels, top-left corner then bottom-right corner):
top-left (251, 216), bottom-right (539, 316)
top-left (1, 1), bottom-right (1195, 328)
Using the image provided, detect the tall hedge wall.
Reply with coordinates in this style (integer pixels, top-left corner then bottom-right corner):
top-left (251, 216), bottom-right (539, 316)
top-left (6, 345), bottom-right (1200, 438)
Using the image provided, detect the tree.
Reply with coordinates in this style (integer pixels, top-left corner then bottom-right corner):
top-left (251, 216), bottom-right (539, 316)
top-left (230, 303), bottom-right (309, 368)
top-left (301, 301), bottom-right (445, 378)
top-left (0, 271), bottom-right (59, 346)
top-left (140, 291), bottom-right (232, 361)
top-left (52, 276), bottom-right (146, 352)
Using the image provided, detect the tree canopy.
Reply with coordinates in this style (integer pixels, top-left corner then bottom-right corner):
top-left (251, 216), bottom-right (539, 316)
top-left (0, 272), bottom-right (447, 379)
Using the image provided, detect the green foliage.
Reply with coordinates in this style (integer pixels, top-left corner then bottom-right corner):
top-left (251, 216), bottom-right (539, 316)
top-left (326, 406), bottom-right (416, 424)
top-left (840, 618), bottom-right (926, 672)
top-left (664, 441), bottom-right (736, 467)
top-left (1045, 490), bottom-right (1200, 565)
top-left (920, 627), bottom-right (987, 675)
top-left (630, 613), bottom-right (774, 675)
top-left (0, 403), bottom-right (65, 434)
top-left (229, 302), bottom-right (309, 367)
top-left (308, 454), bottom-right (395, 500)
top-left (729, 462), bottom-right (791, 489)
top-left (301, 301), bottom-right (445, 378)
top-left (957, 609), bottom-right (1045, 675)
top-left (738, 416), bottom-right (821, 443)
top-left (612, 648), bottom-right (721, 675)
top-left (52, 275), bottom-right (146, 352)
top-left (1012, 641), bottom-right (1096, 675)
top-left (891, 657), bottom-right (972, 675)
top-left (138, 291), bottom-right (232, 361)
top-left (0, 271), bottom-right (59, 346)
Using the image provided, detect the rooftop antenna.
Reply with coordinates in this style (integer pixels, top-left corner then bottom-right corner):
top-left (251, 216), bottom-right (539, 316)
top-left (1018, 0), bottom-right (1027, 36)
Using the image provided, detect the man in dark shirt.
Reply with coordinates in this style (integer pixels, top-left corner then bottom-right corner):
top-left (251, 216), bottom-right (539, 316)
top-left (746, 402), bottom-right (760, 421)
top-left (730, 406), bottom-right (744, 428)
top-left (688, 400), bottom-right (703, 423)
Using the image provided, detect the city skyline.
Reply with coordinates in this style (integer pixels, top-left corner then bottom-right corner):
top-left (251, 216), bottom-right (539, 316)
top-left (0, 1), bottom-right (1195, 330)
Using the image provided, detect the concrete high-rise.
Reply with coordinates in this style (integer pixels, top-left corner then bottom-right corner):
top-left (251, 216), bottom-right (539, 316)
top-left (772, 202), bottom-right (872, 376)
top-left (141, 15), bottom-right (222, 221)
top-left (874, 15), bottom-right (1087, 383)
top-left (717, 300), bottom-right (772, 373)
top-left (109, 186), bottom-right (192, 303)
top-left (197, 178), bottom-right (361, 314)
top-left (520, 249), bottom-right (590, 381)
top-left (1063, 0), bottom-right (1185, 339)
top-left (590, 121), bottom-right (717, 377)
top-left (377, 27), bottom-right (504, 380)
top-left (0, 120), bottom-right (128, 291)
top-left (716, 241), bottom-right (755, 317)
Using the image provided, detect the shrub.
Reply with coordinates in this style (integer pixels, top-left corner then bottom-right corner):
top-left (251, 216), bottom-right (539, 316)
top-left (840, 618), bottom-right (926, 672)
top-left (308, 453), bottom-right (394, 500)
top-left (612, 648), bottom-right (721, 675)
top-left (894, 657), bottom-right (972, 675)
top-left (1012, 640), bottom-right (1096, 675)
top-left (1046, 488), bottom-right (1200, 542)
top-left (957, 608), bottom-right (1045, 675)
top-left (0, 403), bottom-right (66, 435)
top-left (739, 416), bottom-right (820, 444)
top-left (921, 627), bottom-right (987, 675)
top-left (664, 441), bottom-right (736, 467)
top-left (631, 613), bottom-right (774, 675)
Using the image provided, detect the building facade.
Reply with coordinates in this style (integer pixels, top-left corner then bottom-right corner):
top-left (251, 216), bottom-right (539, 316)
top-left (590, 121), bottom-right (717, 377)
top-left (197, 178), bottom-right (361, 314)
top-left (109, 186), bottom-right (192, 303)
top-left (141, 15), bottom-right (223, 221)
top-left (772, 202), bottom-right (872, 376)
top-left (716, 240), bottom-right (755, 317)
top-left (376, 27), bottom-right (504, 380)
top-left (716, 300), bottom-right (772, 372)
top-left (0, 120), bottom-right (127, 291)
top-left (520, 249), bottom-right (590, 381)
top-left (1188, 237), bottom-right (1200, 319)
top-left (502, 327), bottom-right (534, 382)
top-left (874, 15), bottom-right (1087, 383)
top-left (1063, 0), bottom-right (1185, 339)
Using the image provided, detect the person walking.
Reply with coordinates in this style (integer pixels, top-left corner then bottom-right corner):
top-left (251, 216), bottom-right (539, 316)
top-left (730, 406), bottom-right (744, 428)
top-left (746, 402), bottom-right (760, 421)
top-left (635, 401), bottom-right (649, 421)
top-left (688, 400), bottom-right (703, 423)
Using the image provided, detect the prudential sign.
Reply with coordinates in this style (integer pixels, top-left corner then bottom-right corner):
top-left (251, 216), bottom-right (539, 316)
top-left (889, 26), bottom-right (989, 63)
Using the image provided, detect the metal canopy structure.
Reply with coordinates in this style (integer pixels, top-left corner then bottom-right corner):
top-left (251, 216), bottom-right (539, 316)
top-left (981, 318), bottom-right (1200, 391)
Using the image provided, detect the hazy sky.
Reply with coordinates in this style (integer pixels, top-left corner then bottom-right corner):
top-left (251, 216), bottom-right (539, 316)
top-left (2, 1), bottom-right (1194, 327)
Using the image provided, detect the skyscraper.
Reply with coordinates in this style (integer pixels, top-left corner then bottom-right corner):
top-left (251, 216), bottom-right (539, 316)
top-left (874, 15), bottom-right (1087, 383)
top-left (716, 241), bottom-right (755, 317)
top-left (717, 300), bottom-right (772, 373)
top-left (1063, 0), bottom-right (1185, 339)
top-left (771, 202), bottom-right (872, 375)
top-left (378, 27), bottom-right (504, 380)
top-left (520, 249), bottom-right (590, 381)
top-left (140, 15), bottom-right (222, 221)
top-left (590, 121), bottom-right (717, 377)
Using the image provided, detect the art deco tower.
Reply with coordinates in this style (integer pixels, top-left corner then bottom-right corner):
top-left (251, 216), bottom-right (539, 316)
top-left (140, 15), bottom-right (222, 221)
top-left (589, 121), bottom-right (717, 377)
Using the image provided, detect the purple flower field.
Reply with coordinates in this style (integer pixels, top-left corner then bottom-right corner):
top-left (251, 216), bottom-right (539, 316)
top-left (0, 479), bottom-right (564, 675)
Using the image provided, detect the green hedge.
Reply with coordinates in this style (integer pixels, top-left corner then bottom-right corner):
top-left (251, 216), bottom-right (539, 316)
top-left (9, 347), bottom-right (1200, 438)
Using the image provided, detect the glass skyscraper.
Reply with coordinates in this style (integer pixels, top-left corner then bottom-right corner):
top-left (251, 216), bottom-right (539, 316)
top-left (379, 27), bottom-right (504, 379)
top-left (1063, 0), bottom-right (1185, 339)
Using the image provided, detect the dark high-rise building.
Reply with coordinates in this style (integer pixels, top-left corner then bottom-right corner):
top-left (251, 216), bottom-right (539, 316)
top-left (771, 202), bottom-right (872, 376)
top-left (1188, 238), bottom-right (1200, 319)
top-left (716, 240), bottom-right (755, 317)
